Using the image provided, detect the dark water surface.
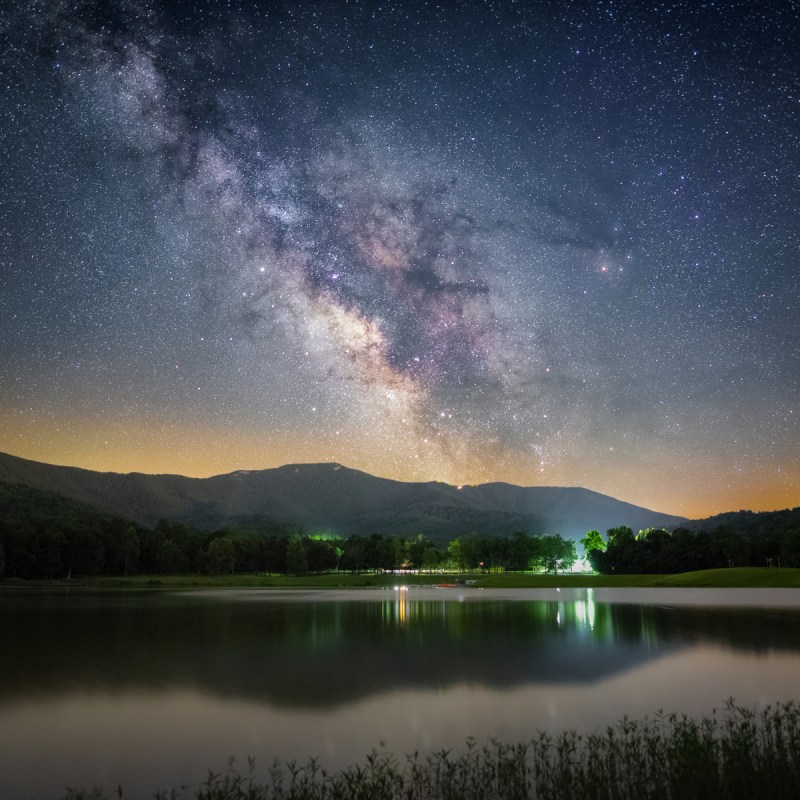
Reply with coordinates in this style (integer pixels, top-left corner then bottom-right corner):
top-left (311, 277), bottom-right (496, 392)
top-left (2, 586), bottom-right (800, 798)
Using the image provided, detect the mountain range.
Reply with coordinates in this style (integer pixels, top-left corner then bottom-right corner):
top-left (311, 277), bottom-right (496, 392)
top-left (0, 451), bottom-right (686, 542)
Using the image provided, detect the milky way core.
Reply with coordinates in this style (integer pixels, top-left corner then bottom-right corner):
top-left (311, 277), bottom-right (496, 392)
top-left (1, 1), bottom-right (798, 517)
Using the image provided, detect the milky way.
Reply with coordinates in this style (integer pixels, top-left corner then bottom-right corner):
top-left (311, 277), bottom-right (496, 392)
top-left (1, 0), bottom-right (798, 516)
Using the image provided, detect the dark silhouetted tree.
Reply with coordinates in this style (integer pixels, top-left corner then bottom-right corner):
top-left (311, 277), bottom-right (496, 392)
top-left (780, 529), bottom-right (800, 567)
top-left (306, 538), bottom-right (338, 573)
top-left (509, 532), bottom-right (531, 571)
top-left (208, 536), bottom-right (236, 575)
top-left (121, 526), bottom-right (140, 576)
top-left (340, 535), bottom-right (366, 572)
top-left (67, 530), bottom-right (105, 577)
top-left (286, 535), bottom-right (309, 575)
top-left (263, 535), bottom-right (289, 574)
top-left (31, 529), bottom-right (65, 579)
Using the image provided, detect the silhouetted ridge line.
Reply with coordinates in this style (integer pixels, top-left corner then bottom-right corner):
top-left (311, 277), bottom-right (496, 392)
top-left (0, 451), bottom-right (686, 541)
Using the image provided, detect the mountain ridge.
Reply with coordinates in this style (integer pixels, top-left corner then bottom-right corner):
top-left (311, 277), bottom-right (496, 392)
top-left (0, 451), bottom-right (686, 542)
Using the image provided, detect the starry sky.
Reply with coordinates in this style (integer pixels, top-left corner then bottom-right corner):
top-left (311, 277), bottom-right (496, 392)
top-left (1, 0), bottom-right (798, 519)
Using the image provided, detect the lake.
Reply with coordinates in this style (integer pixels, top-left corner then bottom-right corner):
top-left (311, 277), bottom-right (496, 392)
top-left (2, 586), bottom-right (800, 798)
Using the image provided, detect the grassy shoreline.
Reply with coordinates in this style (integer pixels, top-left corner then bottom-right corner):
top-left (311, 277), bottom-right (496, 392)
top-left (4, 566), bottom-right (800, 590)
top-left (62, 701), bottom-right (800, 799)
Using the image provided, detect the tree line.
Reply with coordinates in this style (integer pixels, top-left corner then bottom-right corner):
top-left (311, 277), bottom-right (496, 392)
top-left (583, 521), bottom-right (800, 573)
top-left (0, 482), bottom-right (578, 578)
top-left (1, 480), bottom-right (799, 579)
top-left (0, 521), bottom-right (579, 579)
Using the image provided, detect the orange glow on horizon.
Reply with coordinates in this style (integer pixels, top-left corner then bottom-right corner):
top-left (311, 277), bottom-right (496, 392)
top-left (0, 409), bottom-right (797, 523)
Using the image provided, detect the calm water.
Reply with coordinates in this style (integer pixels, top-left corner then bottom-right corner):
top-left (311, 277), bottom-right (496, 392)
top-left (2, 586), bottom-right (800, 798)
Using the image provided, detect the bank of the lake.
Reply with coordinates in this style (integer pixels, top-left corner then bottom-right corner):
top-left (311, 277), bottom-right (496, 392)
top-left (61, 700), bottom-right (800, 800)
top-left (481, 566), bottom-right (800, 588)
top-left (5, 565), bottom-right (800, 591)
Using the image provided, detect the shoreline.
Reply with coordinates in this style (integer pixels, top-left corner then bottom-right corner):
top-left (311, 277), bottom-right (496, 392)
top-left (3, 566), bottom-right (800, 591)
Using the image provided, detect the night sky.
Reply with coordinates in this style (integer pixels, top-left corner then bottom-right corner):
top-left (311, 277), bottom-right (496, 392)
top-left (1, 0), bottom-right (798, 518)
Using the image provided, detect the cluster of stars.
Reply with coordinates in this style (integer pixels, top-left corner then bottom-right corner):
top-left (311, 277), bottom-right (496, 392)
top-left (0, 0), bottom-right (798, 517)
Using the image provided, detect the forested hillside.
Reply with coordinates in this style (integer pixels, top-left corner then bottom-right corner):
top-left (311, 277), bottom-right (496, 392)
top-left (0, 452), bottom-right (685, 541)
top-left (1, 478), bottom-right (798, 579)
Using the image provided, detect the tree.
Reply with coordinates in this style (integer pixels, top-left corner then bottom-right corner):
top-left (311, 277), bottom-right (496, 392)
top-left (667, 527), bottom-right (697, 573)
top-left (580, 530), bottom-right (606, 557)
top-left (377, 535), bottom-right (401, 571)
top-left (31, 529), bottom-right (65, 579)
top-left (121, 526), bottom-right (140, 576)
top-left (528, 535), bottom-right (546, 572)
top-left (231, 533), bottom-right (262, 573)
top-left (263, 535), bottom-right (289, 574)
top-left (286, 536), bottom-right (309, 575)
top-left (67, 529), bottom-right (105, 576)
top-left (154, 538), bottom-right (186, 574)
top-left (0, 524), bottom-right (34, 578)
top-left (560, 538), bottom-right (578, 572)
top-left (363, 534), bottom-right (387, 572)
top-left (448, 538), bottom-right (467, 572)
top-left (422, 544), bottom-right (441, 572)
top-left (602, 526), bottom-right (638, 573)
top-left (637, 528), bottom-right (671, 572)
top-left (780, 529), bottom-right (800, 568)
top-left (538, 535), bottom-right (576, 573)
top-left (475, 535), bottom-right (509, 571)
top-left (509, 532), bottom-right (531, 572)
top-left (339, 535), bottom-right (366, 572)
top-left (607, 526), bottom-right (635, 545)
top-left (208, 536), bottom-right (236, 575)
top-left (452, 533), bottom-right (479, 571)
top-left (306, 538), bottom-right (338, 573)
top-left (408, 534), bottom-right (432, 571)
top-left (708, 526), bottom-right (749, 568)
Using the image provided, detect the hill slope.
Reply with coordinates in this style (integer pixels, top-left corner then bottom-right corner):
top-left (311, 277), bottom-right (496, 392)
top-left (0, 452), bottom-right (686, 542)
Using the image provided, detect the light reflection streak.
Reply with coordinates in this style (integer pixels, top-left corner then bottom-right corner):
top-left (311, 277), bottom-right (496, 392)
top-left (393, 585), bottom-right (409, 625)
top-left (574, 588), bottom-right (596, 631)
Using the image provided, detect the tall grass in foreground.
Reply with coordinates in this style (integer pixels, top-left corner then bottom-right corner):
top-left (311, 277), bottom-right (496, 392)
top-left (64, 701), bottom-right (800, 800)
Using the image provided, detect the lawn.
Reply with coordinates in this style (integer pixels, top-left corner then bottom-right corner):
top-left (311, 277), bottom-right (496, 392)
top-left (14, 566), bottom-right (800, 590)
top-left (653, 566), bottom-right (800, 588)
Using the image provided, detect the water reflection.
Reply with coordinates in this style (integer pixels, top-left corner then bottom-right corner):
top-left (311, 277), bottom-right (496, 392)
top-left (574, 587), bottom-right (596, 629)
top-left (386, 585), bottom-right (411, 625)
top-left (3, 587), bottom-right (800, 799)
top-left (3, 588), bottom-right (800, 708)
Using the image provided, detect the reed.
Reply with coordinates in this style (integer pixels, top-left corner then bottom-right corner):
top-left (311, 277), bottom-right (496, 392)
top-left (62, 700), bottom-right (800, 800)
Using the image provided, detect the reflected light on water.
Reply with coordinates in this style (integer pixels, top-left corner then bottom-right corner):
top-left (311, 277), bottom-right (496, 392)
top-left (397, 585), bottom-right (408, 625)
top-left (386, 585), bottom-right (410, 625)
top-left (574, 587), bottom-right (596, 630)
top-left (3, 587), bottom-right (800, 799)
top-left (2, 646), bottom-right (799, 800)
